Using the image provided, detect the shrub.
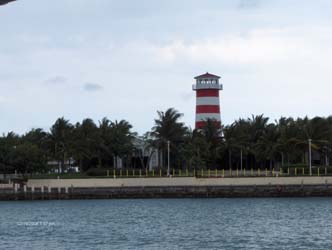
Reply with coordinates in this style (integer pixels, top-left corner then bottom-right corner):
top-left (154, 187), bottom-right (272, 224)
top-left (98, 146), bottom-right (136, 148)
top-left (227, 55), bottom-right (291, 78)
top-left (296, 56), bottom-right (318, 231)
top-left (85, 168), bottom-right (109, 176)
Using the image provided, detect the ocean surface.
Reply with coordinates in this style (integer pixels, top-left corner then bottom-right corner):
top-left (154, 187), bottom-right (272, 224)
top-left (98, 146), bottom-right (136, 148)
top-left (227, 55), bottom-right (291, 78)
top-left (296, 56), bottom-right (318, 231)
top-left (1, 198), bottom-right (332, 249)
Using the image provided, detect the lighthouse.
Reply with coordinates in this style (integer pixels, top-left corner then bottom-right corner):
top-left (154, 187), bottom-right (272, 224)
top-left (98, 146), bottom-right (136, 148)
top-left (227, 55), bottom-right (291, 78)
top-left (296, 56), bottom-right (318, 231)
top-left (193, 72), bottom-right (223, 129)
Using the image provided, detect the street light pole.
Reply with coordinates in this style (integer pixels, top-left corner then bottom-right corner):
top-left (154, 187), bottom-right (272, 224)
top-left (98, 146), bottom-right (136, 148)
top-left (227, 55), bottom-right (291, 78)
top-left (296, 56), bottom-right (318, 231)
top-left (167, 140), bottom-right (170, 176)
top-left (240, 149), bottom-right (243, 172)
top-left (308, 139), bottom-right (312, 176)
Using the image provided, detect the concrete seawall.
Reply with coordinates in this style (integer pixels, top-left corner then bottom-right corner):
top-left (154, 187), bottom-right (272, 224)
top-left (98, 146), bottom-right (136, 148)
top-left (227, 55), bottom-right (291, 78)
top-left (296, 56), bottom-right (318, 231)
top-left (26, 176), bottom-right (332, 188)
top-left (1, 177), bottom-right (332, 200)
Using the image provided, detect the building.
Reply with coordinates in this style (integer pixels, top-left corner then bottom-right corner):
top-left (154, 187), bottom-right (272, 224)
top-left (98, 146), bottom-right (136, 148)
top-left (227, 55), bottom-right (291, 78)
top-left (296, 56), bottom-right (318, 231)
top-left (132, 136), bottom-right (159, 170)
top-left (192, 72), bottom-right (223, 129)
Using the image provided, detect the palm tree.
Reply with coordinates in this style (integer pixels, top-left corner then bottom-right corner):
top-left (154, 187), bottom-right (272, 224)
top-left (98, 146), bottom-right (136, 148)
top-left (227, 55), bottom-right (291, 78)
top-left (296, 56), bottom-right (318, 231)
top-left (178, 129), bottom-right (210, 170)
top-left (232, 119), bottom-right (251, 170)
top-left (109, 120), bottom-right (135, 168)
top-left (246, 114), bottom-right (269, 168)
top-left (200, 119), bottom-right (222, 168)
top-left (254, 124), bottom-right (281, 171)
top-left (49, 117), bottom-right (74, 173)
top-left (275, 117), bottom-right (300, 167)
top-left (72, 119), bottom-right (99, 171)
top-left (295, 117), bottom-right (331, 166)
top-left (97, 117), bottom-right (114, 168)
top-left (0, 132), bottom-right (20, 178)
top-left (23, 128), bottom-right (50, 171)
top-left (151, 108), bottom-right (187, 168)
top-left (221, 124), bottom-right (241, 169)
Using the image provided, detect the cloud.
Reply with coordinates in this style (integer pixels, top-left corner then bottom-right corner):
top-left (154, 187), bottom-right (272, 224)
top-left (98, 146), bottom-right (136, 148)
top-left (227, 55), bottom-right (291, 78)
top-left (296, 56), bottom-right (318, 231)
top-left (83, 83), bottom-right (103, 92)
top-left (1, 0), bottom-right (332, 135)
top-left (237, 0), bottom-right (260, 9)
top-left (180, 92), bottom-right (193, 102)
top-left (154, 27), bottom-right (332, 65)
top-left (0, 96), bottom-right (8, 103)
top-left (45, 76), bottom-right (67, 85)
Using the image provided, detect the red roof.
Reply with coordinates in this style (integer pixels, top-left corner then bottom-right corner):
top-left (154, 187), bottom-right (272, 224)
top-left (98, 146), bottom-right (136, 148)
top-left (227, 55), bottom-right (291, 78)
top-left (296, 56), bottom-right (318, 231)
top-left (194, 72), bottom-right (221, 79)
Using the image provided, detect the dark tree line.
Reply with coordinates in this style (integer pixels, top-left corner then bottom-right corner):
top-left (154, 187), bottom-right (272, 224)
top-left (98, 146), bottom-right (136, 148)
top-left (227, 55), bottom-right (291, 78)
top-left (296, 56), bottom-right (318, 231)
top-left (1, 109), bottom-right (332, 175)
top-left (150, 110), bottom-right (332, 171)
top-left (0, 118), bottom-right (135, 175)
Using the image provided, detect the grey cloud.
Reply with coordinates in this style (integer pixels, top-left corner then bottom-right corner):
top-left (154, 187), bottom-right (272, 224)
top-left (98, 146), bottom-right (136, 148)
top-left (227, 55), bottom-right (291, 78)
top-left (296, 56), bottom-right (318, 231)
top-left (45, 76), bottom-right (67, 85)
top-left (180, 92), bottom-right (193, 102)
top-left (238, 0), bottom-right (260, 9)
top-left (0, 96), bottom-right (8, 103)
top-left (83, 83), bottom-right (103, 92)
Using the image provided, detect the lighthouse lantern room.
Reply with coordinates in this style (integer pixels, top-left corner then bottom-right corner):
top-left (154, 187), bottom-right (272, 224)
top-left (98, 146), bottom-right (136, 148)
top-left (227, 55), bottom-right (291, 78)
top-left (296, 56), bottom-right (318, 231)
top-left (192, 72), bottom-right (223, 129)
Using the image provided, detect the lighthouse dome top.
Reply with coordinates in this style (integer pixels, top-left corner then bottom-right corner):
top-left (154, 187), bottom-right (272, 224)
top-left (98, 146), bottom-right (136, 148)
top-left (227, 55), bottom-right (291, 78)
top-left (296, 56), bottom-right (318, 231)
top-left (192, 72), bottom-right (223, 91)
top-left (194, 72), bottom-right (221, 79)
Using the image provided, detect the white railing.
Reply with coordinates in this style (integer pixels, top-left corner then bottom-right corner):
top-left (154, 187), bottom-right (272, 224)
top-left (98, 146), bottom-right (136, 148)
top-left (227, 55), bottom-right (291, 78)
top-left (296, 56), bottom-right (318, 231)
top-left (192, 84), bottom-right (223, 90)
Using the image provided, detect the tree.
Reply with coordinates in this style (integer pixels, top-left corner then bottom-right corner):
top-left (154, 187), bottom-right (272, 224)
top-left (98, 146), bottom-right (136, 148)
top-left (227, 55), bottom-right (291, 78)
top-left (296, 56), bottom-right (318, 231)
top-left (295, 117), bottom-right (331, 165)
top-left (254, 124), bottom-right (280, 171)
top-left (179, 129), bottom-right (210, 169)
top-left (221, 124), bottom-right (241, 169)
top-left (232, 119), bottom-right (251, 170)
top-left (97, 117), bottom-right (114, 168)
top-left (151, 108), bottom-right (187, 168)
top-left (0, 132), bottom-right (20, 177)
top-left (109, 120), bottom-right (135, 168)
top-left (72, 119), bottom-right (99, 171)
top-left (49, 117), bottom-right (74, 173)
top-left (276, 117), bottom-right (299, 166)
top-left (10, 142), bottom-right (47, 176)
top-left (200, 119), bottom-right (222, 168)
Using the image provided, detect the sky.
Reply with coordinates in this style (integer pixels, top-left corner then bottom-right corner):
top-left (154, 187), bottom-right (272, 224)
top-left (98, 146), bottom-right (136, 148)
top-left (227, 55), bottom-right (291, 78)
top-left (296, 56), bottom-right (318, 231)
top-left (1, 0), bottom-right (332, 135)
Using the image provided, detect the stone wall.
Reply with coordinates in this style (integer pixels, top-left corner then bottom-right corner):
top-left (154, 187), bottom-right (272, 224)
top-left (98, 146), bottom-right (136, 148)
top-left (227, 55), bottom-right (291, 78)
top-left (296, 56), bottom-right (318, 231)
top-left (1, 184), bottom-right (332, 200)
top-left (0, 177), bottom-right (331, 200)
top-left (27, 176), bottom-right (332, 188)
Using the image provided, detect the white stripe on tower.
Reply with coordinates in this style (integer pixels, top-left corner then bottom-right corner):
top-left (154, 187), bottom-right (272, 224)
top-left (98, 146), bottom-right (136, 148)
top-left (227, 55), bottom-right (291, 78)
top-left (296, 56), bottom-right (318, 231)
top-left (195, 113), bottom-right (221, 121)
top-left (196, 97), bottom-right (220, 106)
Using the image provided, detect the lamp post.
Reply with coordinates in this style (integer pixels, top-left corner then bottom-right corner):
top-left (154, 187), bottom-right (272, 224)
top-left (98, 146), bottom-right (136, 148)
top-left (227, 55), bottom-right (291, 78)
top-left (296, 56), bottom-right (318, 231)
top-left (167, 140), bottom-right (170, 176)
top-left (240, 149), bottom-right (243, 172)
top-left (308, 139), bottom-right (312, 176)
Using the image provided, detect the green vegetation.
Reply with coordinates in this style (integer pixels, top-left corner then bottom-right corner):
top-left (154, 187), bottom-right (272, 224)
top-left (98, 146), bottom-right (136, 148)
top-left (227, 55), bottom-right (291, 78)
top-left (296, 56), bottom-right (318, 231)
top-left (1, 109), bottom-right (332, 177)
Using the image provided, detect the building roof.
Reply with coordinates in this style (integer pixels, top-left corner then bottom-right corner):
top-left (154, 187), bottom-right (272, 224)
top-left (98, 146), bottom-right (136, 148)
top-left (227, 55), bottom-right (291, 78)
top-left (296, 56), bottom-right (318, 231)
top-left (194, 72), bottom-right (221, 79)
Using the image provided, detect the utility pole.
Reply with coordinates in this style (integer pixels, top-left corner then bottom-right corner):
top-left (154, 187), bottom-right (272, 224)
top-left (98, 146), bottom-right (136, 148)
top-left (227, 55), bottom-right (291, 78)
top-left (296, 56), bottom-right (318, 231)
top-left (240, 149), bottom-right (243, 172)
top-left (309, 139), bottom-right (312, 176)
top-left (167, 140), bottom-right (170, 176)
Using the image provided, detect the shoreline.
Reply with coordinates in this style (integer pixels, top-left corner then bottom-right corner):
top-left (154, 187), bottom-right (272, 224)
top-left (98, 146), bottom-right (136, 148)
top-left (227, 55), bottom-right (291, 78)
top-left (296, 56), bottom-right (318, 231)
top-left (1, 184), bottom-right (332, 200)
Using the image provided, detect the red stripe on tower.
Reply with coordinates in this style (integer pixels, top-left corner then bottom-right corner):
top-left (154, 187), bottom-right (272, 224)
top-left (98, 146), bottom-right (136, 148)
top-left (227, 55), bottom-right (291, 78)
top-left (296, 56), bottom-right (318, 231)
top-left (192, 72), bottom-right (223, 129)
top-left (196, 89), bottom-right (220, 97)
top-left (196, 105), bottom-right (220, 113)
top-left (195, 121), bottom-right (221, 129)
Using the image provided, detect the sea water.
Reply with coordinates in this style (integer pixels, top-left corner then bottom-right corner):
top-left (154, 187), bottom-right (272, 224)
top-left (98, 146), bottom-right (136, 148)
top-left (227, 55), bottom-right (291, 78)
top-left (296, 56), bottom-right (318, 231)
top-left (0, 198), bottom-right (332, 249)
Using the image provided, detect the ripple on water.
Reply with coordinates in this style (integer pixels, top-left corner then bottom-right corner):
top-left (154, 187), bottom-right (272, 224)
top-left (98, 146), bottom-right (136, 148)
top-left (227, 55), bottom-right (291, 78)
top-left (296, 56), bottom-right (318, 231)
top-left (1, 198), bottom-right (332, 250)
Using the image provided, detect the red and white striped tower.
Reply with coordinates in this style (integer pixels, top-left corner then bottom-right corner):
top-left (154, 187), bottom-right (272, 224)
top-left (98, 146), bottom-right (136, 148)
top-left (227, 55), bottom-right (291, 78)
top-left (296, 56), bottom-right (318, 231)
top-left (193, 72), bottom-right (223, 129)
